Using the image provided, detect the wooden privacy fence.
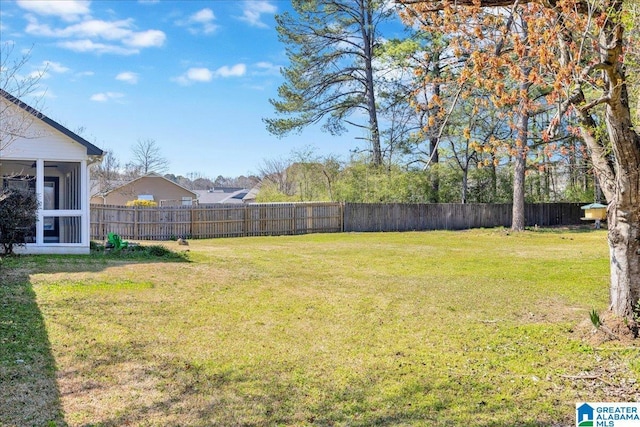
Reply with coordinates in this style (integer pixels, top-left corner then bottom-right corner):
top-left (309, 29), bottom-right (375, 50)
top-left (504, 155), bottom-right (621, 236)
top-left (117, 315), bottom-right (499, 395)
top-left (90, 202), bottom-right (587, 241)
top-left (342, 202), bottom-right (586, 232)
top-left (90, 203), bottom-right (343, 241)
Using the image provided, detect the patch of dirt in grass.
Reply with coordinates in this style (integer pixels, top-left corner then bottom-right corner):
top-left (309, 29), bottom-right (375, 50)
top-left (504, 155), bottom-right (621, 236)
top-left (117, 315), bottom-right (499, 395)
top-left (572, 312), bottom-right (638, 346)
top-left (518, 297), bottom-right (587, 324)
top-left (555, 348), bottom-right (640, 403)
top-left (598, 312), bottom-right (639, 342)
top-left (565, 313), bottom-right (639, 403)
top-left (58, 361), bottom-right (167, 426)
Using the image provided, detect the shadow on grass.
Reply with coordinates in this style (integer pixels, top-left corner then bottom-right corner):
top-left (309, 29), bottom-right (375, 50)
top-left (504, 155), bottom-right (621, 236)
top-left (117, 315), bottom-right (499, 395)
top-left (0, 246), bottom-right (188, 427)
top-left (525, 224), bottom-right (604, 234)
top-left (0, 272), bottom-right (66, 426)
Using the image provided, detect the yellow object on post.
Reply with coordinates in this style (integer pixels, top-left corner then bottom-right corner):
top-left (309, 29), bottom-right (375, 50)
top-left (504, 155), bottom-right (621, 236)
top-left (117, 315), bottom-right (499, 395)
top-left (581, 203), bottom-right (607, 229)
top-left (581, 203), bottom-right (607, 220)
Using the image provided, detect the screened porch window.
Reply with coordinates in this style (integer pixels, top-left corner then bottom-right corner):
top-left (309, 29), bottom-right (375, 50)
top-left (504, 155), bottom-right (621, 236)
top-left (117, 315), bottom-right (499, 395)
top-left (45, 161), bottom-right (82, 210)
top-left (42, 161), bottom-right (82, 244)
top-left (43, 216), bottom-right (82, 243)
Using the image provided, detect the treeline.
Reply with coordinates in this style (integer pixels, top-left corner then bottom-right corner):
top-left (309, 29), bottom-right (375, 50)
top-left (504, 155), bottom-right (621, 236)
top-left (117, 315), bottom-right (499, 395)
top-left (255, 150), bottom-right (595, 204)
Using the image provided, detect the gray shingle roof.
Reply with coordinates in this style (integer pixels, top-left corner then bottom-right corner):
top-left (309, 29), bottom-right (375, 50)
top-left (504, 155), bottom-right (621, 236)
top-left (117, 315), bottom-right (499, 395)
top-left (194, 188), bottom-right (250, 204)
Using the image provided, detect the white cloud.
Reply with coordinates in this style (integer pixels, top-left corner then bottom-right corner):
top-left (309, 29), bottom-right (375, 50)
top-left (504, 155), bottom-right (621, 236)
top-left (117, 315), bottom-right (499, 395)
top-left (176, 8), bottom-right (218, 35)
top-left (42, 61), bottom-right (70, 74)
top-left (238, 1), bottom-right (276, 28)
top-left (58, 39), bottom-right (138, 55)
top-left (188, 67), bottom-right (214, 82)
top-left (173, 64), bottom-right (246, 85)
top-left (17, 0), bottom-right (90, 21)
top-left (27, 60), bottom-right (70, 80)
top-left (24, 14), bottom-right (166, 55)
top-left (173, 67), bottom-right (213, 85)
top-left (192, 8), bottom-right (215, 23)
top-left (116, 71), bottom-right (139, 84)
top-left (28, 70), bottom-right (49, 80)
top-left (90, 92), bottom-right (124, 102)
top-left (57, 19), bottom-right (133, 39)
top-left (125, 29), bottom-right (165, 47)
top-left (216, 63), bottom-right (246, 77)
top-left (254, 61), bottom-right (281, 76)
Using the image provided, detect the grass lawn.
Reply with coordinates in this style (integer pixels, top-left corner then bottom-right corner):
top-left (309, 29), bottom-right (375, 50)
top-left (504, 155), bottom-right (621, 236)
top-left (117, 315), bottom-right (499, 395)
top-left (1, 229), bottom-right (639, 426)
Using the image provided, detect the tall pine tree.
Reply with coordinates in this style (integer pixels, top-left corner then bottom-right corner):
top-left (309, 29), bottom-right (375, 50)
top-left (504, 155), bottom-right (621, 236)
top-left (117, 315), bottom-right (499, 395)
top-left (265, 0), bottom-right (394, 166)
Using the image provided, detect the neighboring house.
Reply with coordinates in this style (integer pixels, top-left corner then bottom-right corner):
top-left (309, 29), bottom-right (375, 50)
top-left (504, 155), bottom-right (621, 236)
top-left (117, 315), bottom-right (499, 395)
top-left (242, 185), bottom-right (259, 204)
top-left (91, 173), bottom-right (197, 206)
top-left (193, 187), bottom-right (258, 204)
top-left (0, 89), bottom-right (104, 254)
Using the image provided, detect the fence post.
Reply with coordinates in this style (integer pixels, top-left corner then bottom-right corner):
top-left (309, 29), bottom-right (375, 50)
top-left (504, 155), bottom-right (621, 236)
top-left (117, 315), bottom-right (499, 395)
top-left (243, 205), bottom-right (249, 237)
top-left (134, 206), bottom-right (138, 240)
top-left (190, 206), bottom-right (195, 238)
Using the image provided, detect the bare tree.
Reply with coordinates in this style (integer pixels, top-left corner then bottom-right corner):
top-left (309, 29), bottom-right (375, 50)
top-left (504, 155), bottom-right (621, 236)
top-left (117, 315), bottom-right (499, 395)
top-left (0, 43), bottom-right (46, 156)
top-left (214, 175), bottom-right (260, 188)
top-left (120, 162), bottom-right (143, 182)
top-left (257, 157), bottom-right (295, 196)
top-left (130, 138), bottom-right (169, 175)
top-left (91, 149), bottom-right (121, 196)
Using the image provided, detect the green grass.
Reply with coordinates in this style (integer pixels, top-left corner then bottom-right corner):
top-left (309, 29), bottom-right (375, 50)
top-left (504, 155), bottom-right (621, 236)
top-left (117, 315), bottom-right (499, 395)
top-left (1, 229), bottom-right (638, 426)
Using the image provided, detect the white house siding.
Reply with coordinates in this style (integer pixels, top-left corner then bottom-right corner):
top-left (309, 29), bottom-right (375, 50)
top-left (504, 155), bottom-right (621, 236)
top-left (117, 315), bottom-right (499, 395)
top-left (2, 120), bottom-right (87, 161)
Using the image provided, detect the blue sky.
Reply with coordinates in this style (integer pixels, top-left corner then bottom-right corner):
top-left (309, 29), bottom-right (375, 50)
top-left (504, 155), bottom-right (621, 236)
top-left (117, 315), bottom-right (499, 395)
top-left (0, 0), bottom-right (390, 179)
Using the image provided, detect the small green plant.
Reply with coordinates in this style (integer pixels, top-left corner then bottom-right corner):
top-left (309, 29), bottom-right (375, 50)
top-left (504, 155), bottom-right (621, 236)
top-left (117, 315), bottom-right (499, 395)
top-left (589, 309), bottom-right (602, 328)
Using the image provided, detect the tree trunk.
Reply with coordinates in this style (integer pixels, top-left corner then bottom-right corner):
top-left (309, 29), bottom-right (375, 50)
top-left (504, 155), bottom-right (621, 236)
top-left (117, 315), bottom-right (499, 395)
top-left (578, 103), bottom-right (640, 319)
top-left (588, 16), bottom-right (640, 319)
top-left (429, 136), bottom-right (440, 202)
top-left (607, 205), bottom-right (640, 319)
top-left (512, 109), bottom-right (528, 231)
top-left (490, 152), bottom-right (498, 201)
top-left (360, 0), bottom-right (382, 166)
top-left (603, 100), bottom-right (640, 319)
top-left (428, 66), bottom-right (442, 203)
top-left (461, 165), bottom-right (468, 204)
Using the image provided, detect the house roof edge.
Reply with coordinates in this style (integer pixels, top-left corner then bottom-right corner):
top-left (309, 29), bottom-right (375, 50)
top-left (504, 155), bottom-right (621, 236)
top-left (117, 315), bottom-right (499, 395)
top-left (1, 88), bottom-right (105, 157)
